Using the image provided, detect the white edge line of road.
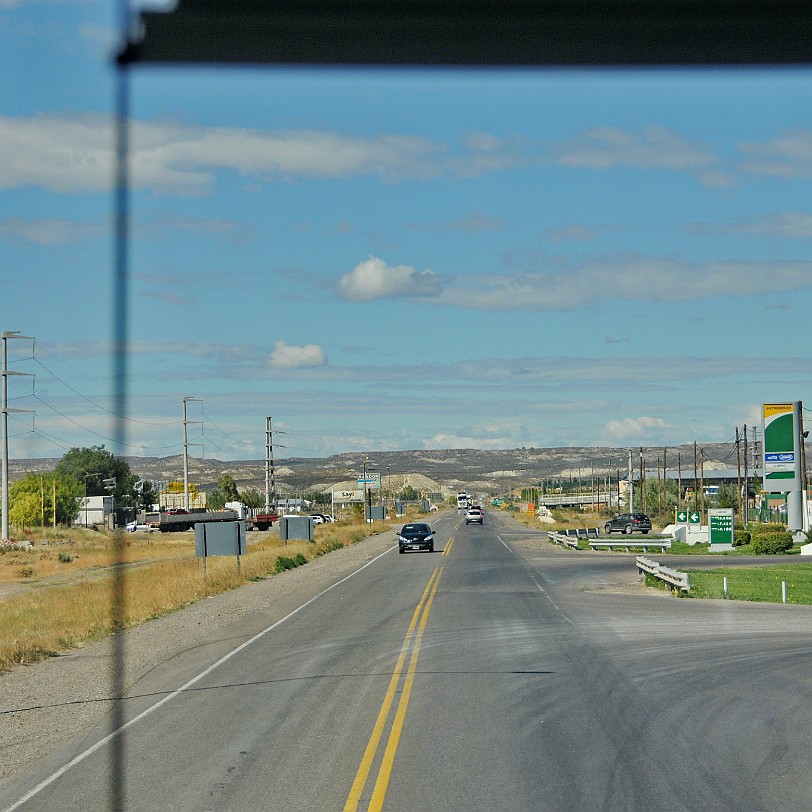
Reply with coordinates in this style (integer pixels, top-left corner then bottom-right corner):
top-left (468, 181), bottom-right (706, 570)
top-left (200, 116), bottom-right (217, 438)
top-left (3, 543), bottom-right (396, 812)
top-left (497, 533), bottom-right (575, 626)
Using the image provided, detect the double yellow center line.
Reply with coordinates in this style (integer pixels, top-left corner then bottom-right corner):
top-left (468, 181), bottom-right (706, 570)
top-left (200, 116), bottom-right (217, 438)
top-left (344, 565), bottom-right (445, 811)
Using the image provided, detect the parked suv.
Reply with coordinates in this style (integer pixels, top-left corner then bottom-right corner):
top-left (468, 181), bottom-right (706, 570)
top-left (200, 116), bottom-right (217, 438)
top-left (604, 512), bottom-right (652, 535)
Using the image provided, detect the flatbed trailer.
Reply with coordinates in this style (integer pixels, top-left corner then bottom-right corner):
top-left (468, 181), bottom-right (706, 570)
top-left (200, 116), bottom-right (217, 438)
top-left (145, 510), bottom-right (240, 532)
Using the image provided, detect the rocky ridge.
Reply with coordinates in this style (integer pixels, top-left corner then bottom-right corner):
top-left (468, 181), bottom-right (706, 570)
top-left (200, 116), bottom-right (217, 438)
top-left (9, 443), bottom-right (739, 496)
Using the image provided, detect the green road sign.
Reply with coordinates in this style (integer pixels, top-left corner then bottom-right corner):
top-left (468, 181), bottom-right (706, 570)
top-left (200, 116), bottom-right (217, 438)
top-left (689, 511), bottom-right (701, 525)
top-left (676, 510), bottom-right (688, 523)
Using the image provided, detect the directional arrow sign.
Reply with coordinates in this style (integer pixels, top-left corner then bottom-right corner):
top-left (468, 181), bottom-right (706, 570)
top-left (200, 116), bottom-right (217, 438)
top-left (677, 510), bottom-right (688, 523)
top-left (689, 511), bottom-right (701, 524)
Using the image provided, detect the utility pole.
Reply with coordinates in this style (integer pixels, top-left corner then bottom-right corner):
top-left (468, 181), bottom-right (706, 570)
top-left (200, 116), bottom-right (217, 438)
top-left (182, 396), bottom-right (202, 512)
top-left (2, 331), bottom-right (35, 542)
top-left (736, 427), bottom-right (742, 522)
top-left (656, 456), bottom-right (661, 513)
top-left (700, 448), bottom-right (706, 517)
top-left (743, 424), bottom-right (749, 528)
top-left (265, 416), bottom-right (275, 512)
top-left (639, 447), bottom-right (645, 513)
top-left (628, 449), bottom-right (633, 512)
top-left (800, 405), bottom-right (809, 533)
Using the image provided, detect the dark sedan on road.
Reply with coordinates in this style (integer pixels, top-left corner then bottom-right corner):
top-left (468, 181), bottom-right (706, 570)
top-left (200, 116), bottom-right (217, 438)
top-left (397, 522), bottom-right (435, 554)
top-left (604, 512), bottom-right (652, 535)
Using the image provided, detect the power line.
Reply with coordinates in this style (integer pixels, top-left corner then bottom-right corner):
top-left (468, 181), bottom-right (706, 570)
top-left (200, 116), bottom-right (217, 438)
top-left (32, 357), bottom-right (179, 427)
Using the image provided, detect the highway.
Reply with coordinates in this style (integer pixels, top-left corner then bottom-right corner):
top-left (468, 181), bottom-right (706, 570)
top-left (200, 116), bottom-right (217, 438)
top-left (4, 510), bottom-right (812, 811)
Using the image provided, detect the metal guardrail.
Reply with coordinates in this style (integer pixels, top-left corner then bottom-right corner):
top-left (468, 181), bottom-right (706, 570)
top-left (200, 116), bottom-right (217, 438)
top-left (549, 532), bottom-right (580, 549)
top-left (636, 556), bottom-right (690, 592)
top-left (590, 539), bottom-right (671, 553)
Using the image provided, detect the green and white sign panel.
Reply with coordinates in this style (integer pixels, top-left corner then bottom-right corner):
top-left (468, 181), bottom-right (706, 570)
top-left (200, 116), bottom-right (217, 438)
top-left (708, 508), bottom-right (734, 550)
top-left (762, 402), bottom-right (802, 493)
top-left (676, 510), bottom-right (689, 524)
top-left (688, 510), bottom-right (702, 525)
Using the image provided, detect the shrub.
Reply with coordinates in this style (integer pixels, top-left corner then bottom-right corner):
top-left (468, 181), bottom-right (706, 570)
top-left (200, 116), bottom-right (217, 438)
top-left (752, 531), bottom-right (794, 555)
top-left (274, 553), bottom-right (308, 573)
top-left (733, 529), bottom-right (751, 547)
top-left (58, 552), bottom-right (74, 563)
top-left (751, 522), bottom-right (787, 537)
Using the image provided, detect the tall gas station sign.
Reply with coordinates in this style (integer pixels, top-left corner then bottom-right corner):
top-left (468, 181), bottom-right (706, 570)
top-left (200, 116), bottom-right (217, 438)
top-left (762, 402), bottom-right (802, 493)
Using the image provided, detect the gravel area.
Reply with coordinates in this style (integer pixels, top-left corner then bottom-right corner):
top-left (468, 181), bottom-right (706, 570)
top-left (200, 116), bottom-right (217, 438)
top-left (0, 531), bottom-right (396, 795)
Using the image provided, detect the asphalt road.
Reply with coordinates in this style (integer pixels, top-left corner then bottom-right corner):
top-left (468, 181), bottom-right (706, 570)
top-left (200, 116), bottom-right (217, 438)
top-left (4, 511), bottom-right (812, 811)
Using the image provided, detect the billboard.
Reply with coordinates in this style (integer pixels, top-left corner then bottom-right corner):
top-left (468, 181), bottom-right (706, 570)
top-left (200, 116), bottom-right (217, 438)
top-left (762, 402), bottom-right (802, 493)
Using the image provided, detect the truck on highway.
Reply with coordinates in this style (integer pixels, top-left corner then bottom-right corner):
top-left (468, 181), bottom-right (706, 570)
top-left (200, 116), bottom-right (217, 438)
top-left (143, 509), bottom-right (239, 532)
top-left (225, 502), bottom-right (280, 531)
top-left (141, 504), bottom-right (280, 533)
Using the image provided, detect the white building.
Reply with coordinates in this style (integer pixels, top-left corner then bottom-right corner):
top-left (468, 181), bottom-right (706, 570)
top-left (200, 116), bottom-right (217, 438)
top-left (75, 495), bottom-right (114, 528)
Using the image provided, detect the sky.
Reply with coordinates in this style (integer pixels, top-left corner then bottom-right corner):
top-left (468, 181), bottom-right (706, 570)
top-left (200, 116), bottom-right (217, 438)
top-left (2, 1), bottom-right (812, 463)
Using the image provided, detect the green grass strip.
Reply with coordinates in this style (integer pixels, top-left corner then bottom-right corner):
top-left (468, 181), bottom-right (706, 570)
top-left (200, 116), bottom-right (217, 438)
top-left (686, 562), bottom-right (812, 603)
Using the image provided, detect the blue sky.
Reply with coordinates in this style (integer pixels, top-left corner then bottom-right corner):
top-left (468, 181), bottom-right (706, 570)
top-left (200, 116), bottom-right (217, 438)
top-left (2, 1), bottom-right (812, 461)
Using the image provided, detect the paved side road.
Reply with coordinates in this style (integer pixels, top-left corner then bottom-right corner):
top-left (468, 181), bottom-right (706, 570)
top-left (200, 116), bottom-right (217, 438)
top-left (0, 530), bottom-right (396, 792)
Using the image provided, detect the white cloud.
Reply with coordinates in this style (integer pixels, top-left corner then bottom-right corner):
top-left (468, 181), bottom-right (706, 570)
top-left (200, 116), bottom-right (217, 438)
top-left (554, 126), bottom-right (717, 173)
top-left (0, 217), bottom-right (103, 245)
top-left (268, 340), bottom-right (327, 369)
top-left (544, 224), bottom-right (598, 243)
top-left (0, 113), bottom-right (749, 198)
top-left (0, 114), bottom-right (448, 195)
top-left (685, 211), bottom-right (812, 239)
top-left (338, 256), bottom-right (443, 301)
top-left (424, 433), bottom-right (512, 450)
top-left (739, 129), bottom-right (812, 179)
top-left (605, 416), bottom-right (670, 440)
top-left (428, 255), bottom-right (812, 311)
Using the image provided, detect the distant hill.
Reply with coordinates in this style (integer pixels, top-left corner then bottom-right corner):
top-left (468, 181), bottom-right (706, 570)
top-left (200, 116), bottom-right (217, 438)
top-left (8, 443), bottom-right (742, 496)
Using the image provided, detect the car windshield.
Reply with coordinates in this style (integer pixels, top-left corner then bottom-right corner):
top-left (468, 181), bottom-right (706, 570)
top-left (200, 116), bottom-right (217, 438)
top-left (4, 3), bottom-right (811, 811)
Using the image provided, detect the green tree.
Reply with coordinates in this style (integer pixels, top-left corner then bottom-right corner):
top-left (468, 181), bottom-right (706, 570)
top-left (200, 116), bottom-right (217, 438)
top-left (9, 491), bottom-right (40, 528)
top-left (218, 473), bottom-right (239, 502)
top-left (399, 485), bottom-right (419, 501)
top-left (136, 480), bottom-right (159, 511)
top-left (715, 484), bottom-right (739, 510)
top-left (302, 490), bottom-right (330, 508)
top-left (207, 488), bottom-right (226, 510)
top-left (9, 472), bottom-right (83, 527)
top-left (53, 445), bottom-right (142, 510)
top-left (239, 488), bottom-right (264, 509)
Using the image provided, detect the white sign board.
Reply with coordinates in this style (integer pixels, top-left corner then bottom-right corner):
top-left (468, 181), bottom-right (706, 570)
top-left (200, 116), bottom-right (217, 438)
top-left (333, 490), bottom-right (363, 502)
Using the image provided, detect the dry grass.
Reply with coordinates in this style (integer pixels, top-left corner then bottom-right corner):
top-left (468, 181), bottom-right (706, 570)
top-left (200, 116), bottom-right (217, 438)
top-left (0, 519), bottom-right (389, 673)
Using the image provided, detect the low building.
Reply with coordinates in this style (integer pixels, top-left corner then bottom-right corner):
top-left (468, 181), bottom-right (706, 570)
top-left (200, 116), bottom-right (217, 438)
top-left (75, 495), bottom-right (114, 528)
top-left (277, 498), bottom-right (311, 514)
